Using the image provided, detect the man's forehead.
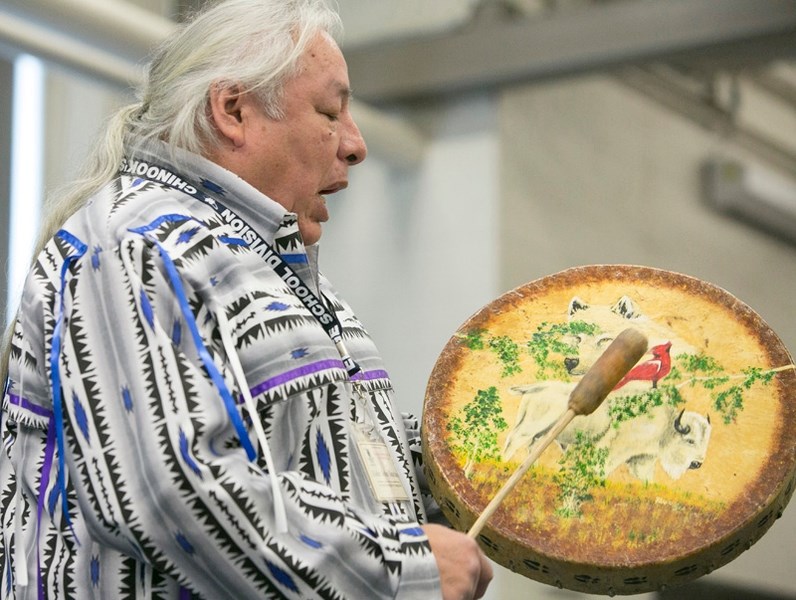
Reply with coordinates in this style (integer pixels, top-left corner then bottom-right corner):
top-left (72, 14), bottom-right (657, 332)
top-left (294, 34), bottom-right (352, 97)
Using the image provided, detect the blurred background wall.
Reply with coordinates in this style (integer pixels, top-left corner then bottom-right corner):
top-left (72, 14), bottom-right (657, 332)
top-left (1, 1), bottom-right (795, 598)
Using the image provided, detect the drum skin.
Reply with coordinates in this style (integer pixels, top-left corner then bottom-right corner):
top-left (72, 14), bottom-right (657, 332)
top-left (422, 265), bottom-right (796, 595)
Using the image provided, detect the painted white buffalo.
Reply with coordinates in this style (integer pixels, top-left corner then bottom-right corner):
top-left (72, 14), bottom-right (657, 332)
top-left (502, 381), bottom-right (712, 481)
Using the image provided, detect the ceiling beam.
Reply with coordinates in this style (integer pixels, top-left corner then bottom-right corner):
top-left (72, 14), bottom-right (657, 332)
top-left (0, 9), bottom-right (147, 87)
top-left (0, 0), bottom-right (174, 62)
top-left (344, 0), bottom-right (796, 104)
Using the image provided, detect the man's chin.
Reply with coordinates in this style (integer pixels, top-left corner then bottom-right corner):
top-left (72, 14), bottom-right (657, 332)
top-left (298, 222), bottom-right (323, 246)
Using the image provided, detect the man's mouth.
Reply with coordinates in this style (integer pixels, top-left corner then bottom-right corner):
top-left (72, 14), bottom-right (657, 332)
top-left (319, 181), bottom-right (347, 195)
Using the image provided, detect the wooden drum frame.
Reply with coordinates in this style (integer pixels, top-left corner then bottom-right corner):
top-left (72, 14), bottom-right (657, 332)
top-left (422, 265), bottom-right (796, 595)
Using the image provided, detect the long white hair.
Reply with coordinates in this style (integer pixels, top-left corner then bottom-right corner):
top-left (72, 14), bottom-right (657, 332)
top-left (1, 0), bottom-right (342, 381)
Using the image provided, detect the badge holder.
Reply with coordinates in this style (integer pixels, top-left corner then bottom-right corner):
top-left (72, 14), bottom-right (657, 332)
top-left (350, 383), bottom-right (410, 506)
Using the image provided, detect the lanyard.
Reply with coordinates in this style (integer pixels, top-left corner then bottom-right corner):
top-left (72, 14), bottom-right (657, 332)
top-left (119, 157), bottom-right (361, 377)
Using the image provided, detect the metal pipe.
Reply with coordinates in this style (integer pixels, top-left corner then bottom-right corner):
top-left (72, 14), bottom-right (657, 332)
top-left (0, 10), bottom-right (144, 88)
top-left (0, 0), bottom-right (174, 61)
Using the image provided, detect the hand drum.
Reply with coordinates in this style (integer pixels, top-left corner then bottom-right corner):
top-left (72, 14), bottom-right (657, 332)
top-left (421, 265), bottom-right (796, 595)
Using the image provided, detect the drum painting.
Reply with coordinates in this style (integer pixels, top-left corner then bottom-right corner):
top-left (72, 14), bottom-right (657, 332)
top-left (422, 265), bottom-right (796, 595)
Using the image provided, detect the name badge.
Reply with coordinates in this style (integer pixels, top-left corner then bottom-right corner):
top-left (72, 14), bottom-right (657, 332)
top-left (353, 426), bottom-right (410, 503)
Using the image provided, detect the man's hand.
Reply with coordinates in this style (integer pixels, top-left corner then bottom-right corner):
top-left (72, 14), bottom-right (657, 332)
top-left (423, 523), bottom-right (493, 599)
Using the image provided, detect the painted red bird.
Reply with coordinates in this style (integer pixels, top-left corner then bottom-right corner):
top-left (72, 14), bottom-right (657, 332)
top-left (613, 341), bottom-right (673, 390)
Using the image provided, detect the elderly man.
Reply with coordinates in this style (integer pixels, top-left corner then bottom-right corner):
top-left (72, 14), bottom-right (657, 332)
top-left (0, 0), bottom-right (492, 598)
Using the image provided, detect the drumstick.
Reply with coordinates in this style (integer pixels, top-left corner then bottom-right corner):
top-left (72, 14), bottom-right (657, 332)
top-left (467, 327), bottom-right (648, 539)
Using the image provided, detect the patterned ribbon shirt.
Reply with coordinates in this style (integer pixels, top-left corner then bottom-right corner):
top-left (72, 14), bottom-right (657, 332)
top-left (0, 138), bottom-right (441, 599)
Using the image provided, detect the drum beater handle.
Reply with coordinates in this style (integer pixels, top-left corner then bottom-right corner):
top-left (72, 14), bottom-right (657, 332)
top-left (467, 328), bottom-right (649, 539)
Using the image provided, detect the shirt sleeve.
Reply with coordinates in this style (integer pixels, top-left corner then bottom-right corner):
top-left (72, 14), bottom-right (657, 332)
top-left (402, 412), bottom-right (445, 524)
top-left (55, 228), bottom-right (441, 599)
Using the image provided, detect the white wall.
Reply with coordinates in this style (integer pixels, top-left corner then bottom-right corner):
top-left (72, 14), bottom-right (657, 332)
top-left (44, 68), bottom-right (130, 198)
top-left (323, 95), bottom-right (501, 418)
top-left (500, 75), bottom-right (796, 359)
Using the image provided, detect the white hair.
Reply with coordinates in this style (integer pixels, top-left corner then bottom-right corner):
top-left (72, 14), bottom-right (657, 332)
top-left (1, 0), bottom-right (342, 380)
top-left (140, 0), bottom-right (342, 152)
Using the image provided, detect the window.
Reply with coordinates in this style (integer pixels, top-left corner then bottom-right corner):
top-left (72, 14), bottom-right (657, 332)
top-left (5, 54), bottom-right (45, 326)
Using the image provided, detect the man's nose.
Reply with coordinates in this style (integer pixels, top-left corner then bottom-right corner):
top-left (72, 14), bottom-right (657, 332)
top-left (341, 115), bottom-right (367, 165)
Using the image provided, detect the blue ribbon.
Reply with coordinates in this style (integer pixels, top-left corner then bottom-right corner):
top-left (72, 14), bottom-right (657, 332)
top-left (130, 218), bottom-right (256, 461)
top-left (49, 229), bottom-right (87, 538)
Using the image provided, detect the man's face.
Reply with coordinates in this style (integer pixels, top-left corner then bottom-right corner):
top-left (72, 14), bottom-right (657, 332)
top-left (242, 32), bottom-right (367, 245)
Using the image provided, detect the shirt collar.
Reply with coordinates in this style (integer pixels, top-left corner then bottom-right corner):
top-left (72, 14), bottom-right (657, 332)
top-left (125, 136), bottom-right (293, 247)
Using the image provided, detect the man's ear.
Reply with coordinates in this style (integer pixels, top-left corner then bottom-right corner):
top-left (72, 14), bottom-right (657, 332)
top-left (208, 83), bottom-right (247, 148)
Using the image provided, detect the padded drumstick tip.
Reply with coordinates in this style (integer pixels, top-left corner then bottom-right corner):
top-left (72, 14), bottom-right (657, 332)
top-left (568, 328), bottom-right (649, 416)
